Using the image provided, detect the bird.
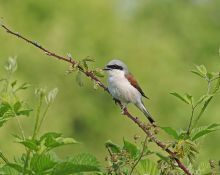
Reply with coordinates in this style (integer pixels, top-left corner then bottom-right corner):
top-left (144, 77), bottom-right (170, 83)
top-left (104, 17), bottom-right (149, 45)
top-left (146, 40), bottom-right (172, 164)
top-left (103, 59), bottom-right (155, 124)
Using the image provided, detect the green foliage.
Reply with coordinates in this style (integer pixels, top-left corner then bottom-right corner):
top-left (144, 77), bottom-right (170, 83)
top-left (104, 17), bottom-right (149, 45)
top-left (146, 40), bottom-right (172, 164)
top-left (0, 58), bottom-right (102, 175)
top-left (52, 153), bottom-right (101, 175)
top-left (1, 58), bottom-right (220, 175)
top-left (136, 159), bottom-right (159, 175)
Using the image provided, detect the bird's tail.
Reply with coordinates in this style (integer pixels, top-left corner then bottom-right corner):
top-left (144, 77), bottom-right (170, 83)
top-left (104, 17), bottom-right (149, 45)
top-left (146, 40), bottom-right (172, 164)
top-left (136, 102), bottom-right (155, 124)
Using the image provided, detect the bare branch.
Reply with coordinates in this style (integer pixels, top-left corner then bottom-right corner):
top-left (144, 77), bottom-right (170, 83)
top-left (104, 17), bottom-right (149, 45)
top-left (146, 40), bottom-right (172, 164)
top-left (0, 23), bottom-right (192, 175)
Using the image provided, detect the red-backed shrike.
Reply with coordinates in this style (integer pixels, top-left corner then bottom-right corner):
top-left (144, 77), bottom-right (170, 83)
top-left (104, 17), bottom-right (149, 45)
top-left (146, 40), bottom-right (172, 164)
top-left (103, 59), bottom-right (155, 124)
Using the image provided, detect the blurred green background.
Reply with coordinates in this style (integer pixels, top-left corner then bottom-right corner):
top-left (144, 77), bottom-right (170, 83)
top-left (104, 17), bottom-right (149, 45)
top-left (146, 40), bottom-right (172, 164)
top-left (0, 0), bottom-right (220, 164)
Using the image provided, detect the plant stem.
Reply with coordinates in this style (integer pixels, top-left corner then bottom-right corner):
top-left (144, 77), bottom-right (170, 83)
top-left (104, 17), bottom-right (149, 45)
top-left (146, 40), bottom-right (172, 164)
top-left (192, 80), bottom-right (213, 129)
top-left (32, 95), bottom-right (43, 139)
top-left (187, 106), bottom-right (195, 135)
top-left (130, 136), bottom-right (148, 175)
top-left (23, 95), bottom-right (43, 174)
top-left (16, 117), bottom-right (25, 140)
top-left (37, 104), bottom-right (50, 134)
top-left (207, 80), bottom-right (211, 95)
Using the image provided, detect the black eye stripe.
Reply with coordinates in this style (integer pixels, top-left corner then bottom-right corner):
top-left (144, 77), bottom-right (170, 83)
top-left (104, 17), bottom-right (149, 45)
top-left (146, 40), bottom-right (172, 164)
top-left (107, 64), bottom-right (123, 70)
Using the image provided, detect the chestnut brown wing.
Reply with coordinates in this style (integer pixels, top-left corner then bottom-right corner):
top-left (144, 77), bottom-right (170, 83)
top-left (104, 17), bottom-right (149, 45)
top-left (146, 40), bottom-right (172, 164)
top-left (125, 73), bottom-right (149, 99)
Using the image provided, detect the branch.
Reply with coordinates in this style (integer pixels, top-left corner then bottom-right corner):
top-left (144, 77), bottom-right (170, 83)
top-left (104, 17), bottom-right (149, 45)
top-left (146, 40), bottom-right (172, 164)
top-left (0, 23), bottom-right (192, 175)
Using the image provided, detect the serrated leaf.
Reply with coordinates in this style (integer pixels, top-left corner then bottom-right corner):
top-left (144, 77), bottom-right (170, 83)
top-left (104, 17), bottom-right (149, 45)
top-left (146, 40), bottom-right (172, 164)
top-left (190, 70), bottom-right (205, 78)
top-left (191, 124), bottom-right (220, 141)
top-left (161, 127), bottom-right (179, 140)
top-left (170, 92), bottom-right (189, 104)
top-left (0, 165), bottom-right (20, 175)
top-left (52, 153), bottom-right (101, 175)
top-left (30, 153), bottom-right (57, 173)
top-left (105, 140), bottom-right (121, 153)
top-left (136, 159), bottom-right (159, 175)
top-left (196, 65), bottom-right (207, 75)
top-left (18, 139), bottom-right (38, 151)
top-left (123, 139), bottom-right (140, 159)
top-left (40, 132), bottom-right (78, 151)
top-left (7, 163), bottom-right (23, 173)
top-left (192, 128), bottom-right (219, 141)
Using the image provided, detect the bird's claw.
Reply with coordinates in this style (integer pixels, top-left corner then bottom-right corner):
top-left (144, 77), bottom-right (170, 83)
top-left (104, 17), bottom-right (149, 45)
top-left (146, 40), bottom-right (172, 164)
top-left (113, 98), bottom-right (120, 105)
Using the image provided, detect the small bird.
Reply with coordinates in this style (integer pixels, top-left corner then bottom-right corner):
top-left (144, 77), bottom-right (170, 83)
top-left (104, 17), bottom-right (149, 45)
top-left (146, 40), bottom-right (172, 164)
top-left (103, 59), bottom-right (155, 124)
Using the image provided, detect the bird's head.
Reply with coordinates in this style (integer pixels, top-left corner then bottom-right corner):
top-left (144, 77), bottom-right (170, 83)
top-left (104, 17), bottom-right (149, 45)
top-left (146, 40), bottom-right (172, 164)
top-left (103, 59), bottom-right (128, 77)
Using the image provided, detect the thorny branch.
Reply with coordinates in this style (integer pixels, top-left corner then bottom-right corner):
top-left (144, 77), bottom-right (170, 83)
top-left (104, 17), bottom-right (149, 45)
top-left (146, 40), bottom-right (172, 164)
top-left (0, 23), bottom-right (192, 175)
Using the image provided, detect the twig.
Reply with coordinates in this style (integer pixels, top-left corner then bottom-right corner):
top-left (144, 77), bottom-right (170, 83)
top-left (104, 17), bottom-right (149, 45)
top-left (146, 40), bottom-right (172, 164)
top-left (0, 23), bottom-right (192, 175)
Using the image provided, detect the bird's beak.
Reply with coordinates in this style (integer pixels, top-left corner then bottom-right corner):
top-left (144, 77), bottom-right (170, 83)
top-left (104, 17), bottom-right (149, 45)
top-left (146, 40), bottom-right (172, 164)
top-left (103, 67), bottom-right (110, 71)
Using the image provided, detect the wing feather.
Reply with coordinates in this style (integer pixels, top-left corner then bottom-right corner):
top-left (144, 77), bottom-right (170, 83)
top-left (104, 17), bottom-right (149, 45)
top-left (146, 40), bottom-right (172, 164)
top-left (125, 73), bottom-right (149, 99)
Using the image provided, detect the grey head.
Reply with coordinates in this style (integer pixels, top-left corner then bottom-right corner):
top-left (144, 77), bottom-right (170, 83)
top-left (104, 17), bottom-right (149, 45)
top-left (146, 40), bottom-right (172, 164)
top-left (104, 59), bottom-right (128, 73)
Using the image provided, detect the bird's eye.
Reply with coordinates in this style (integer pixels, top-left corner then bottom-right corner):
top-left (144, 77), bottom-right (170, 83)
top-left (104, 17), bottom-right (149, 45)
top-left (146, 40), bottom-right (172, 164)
top-left (107, 64), bottom-right (123, 70)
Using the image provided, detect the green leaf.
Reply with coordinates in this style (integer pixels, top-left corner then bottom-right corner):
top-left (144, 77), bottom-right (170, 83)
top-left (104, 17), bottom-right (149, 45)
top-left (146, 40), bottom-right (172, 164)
top-left (7, 163), bottom-right (23, 173)
top-left (18, 139), bottom-right (38, 151)
top-left (136, 159), bottom-right (159, 175)
top-left (93, 68), bottom-right (105, 78)
top-left (40, 132), bottom-right (78, 151)
top-left (194, 95), bottom-right (213, 125)
top-left (52, 153), bottom-right (101, 175)
top-left (30, 153), bottom-right (57, 174)
top-left (195, 65), bottom-right (207, 75)
top-left (14, 82), bottom-right (31, 92)
top-left (123, 139), bottom-right (140, 159)
top-left (0, 102), bottom-right (15, 127)
top-left (76, 71), bottom-right (84, 87)
top-left (161, 127), bottom-right (179, 140)
top-left (213, 73), bottom-right (220, 93)
top-left (155, 153), bottom-right (169, 162)
top-left (195, 95), bottom-right (211, 106)
top-left (105, 140), bottom-right (121, 153)
top-left (12, 101), bottom-right (32, 117)
top-left (207, 123), bottom-right (220, 129)
top-left (190, 70), bottom-right (205, 78)
top-left (0, 165), bottom-right (20, 175)
top-left (192, 128), bottom-right (219, 141)
top-left (170, 92), bottom-right (189, 104)
top-left (83, 58), bottom-right (95, 62)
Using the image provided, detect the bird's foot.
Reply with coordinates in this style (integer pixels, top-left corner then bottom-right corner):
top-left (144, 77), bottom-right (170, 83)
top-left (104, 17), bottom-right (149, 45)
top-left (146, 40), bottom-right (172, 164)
top-left (113, 98), bottom-right (120, 105)
top-left (121, 105), bottom-right (127, 115)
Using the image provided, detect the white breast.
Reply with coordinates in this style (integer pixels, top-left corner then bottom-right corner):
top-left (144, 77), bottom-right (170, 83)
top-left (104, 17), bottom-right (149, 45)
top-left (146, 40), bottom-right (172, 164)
top-left (107, 70), bottom-right (141, 104)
